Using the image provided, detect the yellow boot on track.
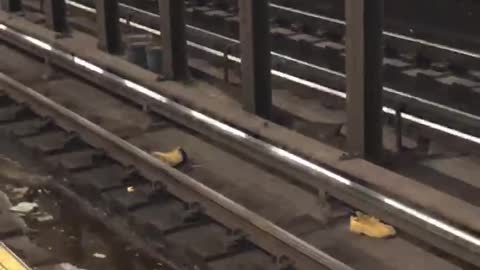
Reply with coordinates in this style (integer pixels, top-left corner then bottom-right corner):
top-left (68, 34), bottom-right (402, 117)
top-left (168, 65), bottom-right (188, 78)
top-left (151, 147), bottom-right (188, 167)
top-left (350, 212), bottom-right (396, 239)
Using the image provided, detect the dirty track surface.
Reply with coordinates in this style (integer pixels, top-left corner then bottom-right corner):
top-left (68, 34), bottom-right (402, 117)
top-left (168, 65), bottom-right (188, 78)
top-left (0, 42), bottom-right (468, 270)
top-left (0, 152), bottom-right (162, 270)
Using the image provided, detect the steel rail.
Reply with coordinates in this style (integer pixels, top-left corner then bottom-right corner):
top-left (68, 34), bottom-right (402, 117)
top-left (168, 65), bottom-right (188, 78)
top-left (0, 72), bottom-right (354, 270)
top-left (0, 22), bottom-right (478, 267)
top-left (64, 0), bottom-right (480, 143)
top-left (102, 0), bottom-right (480, 59)
top-left (268, 2), bottom-right (480, 59)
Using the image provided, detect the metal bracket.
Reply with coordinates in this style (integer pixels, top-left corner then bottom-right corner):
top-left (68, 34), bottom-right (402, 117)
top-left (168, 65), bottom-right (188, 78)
top-left (395, 104), bottom-right (406, 153)
top-left (182, 202), bottom-right (204, 223)
top-left (274, 255), bottom-right (295, 270)
top-left (339, 152), bottom-right (361, 161)
top-left (141, 102), bottom-right (149, 113)
top-left (224, 228), bottom-right (248, 251)
top-left (223, 43), bottom-right (237, 84)
top-left (41, 55), bottom-right (54, 81)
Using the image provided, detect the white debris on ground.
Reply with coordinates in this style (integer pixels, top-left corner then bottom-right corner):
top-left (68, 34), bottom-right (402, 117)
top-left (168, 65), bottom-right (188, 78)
top-left (35, 214), bottom-right (54, 222)
top-left (58, 263), bottom-right (88, 270)
top-left (11, 187), bottom-right (29, 199)
top-left (92, 253), bottom-right (107, 259)
top-left (0, 155), bottom-right (21, 167)
top-left (10, 201), bottom-right (38, 214)
top-left (0, 190), bottom-right (28, 231)
top-left (0, 155), bottom-right (51, 188)
top-left (8, 190), bottom-right (55, 222)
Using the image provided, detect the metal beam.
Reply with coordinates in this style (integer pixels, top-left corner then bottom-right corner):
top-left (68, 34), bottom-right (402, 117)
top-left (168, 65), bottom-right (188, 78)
top-left (345, 0), bottom-right (384, 162)
top-left (96, 0), bottom-right (122, 54)
top-left (158, 0), bottom-right (188, 80)
top-left (44, 0), bottom-right (67, 33)
top-left (1, 0), bottom-right (21, 12)
top-left (239, 0), bottom-right (272, 119)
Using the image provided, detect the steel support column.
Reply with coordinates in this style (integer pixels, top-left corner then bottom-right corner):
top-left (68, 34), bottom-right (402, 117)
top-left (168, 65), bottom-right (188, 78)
top-left (239, 0), bottom-right (272, 119)
top-left (96, 0), bottom-right (122, 54)
top-left (44, 0), bottom-right (67, 33)
top-left (345, 0), bottom-right (384, 162)
top-left (1, 0), bottom-right (21, 12)
top-left (158, 0), bottom-right (188, 80)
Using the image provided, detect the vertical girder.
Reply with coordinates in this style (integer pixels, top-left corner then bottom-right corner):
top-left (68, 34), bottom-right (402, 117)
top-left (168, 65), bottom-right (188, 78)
top-left (345, 0), bottom-right (384, 162)
top-left (44, 0), bottom-right (67, 33)
top-left (96, 0), bottom-right (122, 54)
top-left (158, 0), bottom-right (189, 80)
top-left (239, 0), bottom-right (272, 119)
top-left (1, 0), bottom-right (21, 12)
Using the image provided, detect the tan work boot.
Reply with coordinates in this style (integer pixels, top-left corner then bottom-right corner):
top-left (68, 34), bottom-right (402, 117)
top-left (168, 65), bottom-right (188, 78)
top-left (350, 212), bottom-right (396, 239)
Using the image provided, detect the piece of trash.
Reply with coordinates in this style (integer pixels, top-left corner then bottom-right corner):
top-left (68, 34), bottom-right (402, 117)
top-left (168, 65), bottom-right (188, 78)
top-left (93, 253), bottom-right (107, 259)
top-left (151, 147), bottom-right (187, 167)
top-left (58, 263), bottom-right (87, 270)
top-left (190, 164), bottom-right (203, 168)
top-left (127, 186), bottom-right (135, 193)
top-left (10, 202), bottom-right (38, 214)
top-left (350, 211), bottom-right (396, 238)
top-left (0, 155), bottom-right (21, 166)
top-left (12, 187), bottom-right (29, 198)
top-left (36, 214), bottom-right (54, 222)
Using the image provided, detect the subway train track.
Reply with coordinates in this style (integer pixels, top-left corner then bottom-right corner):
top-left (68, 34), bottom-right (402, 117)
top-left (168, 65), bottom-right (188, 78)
top-left (0, 10), bottom-right (479, 270)
top-left (0, 43), bottom-right (465, 270)
top-left (62, 0), bottom-right (480, 147)
top-left (0, 45), bottom-right (353, 270)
